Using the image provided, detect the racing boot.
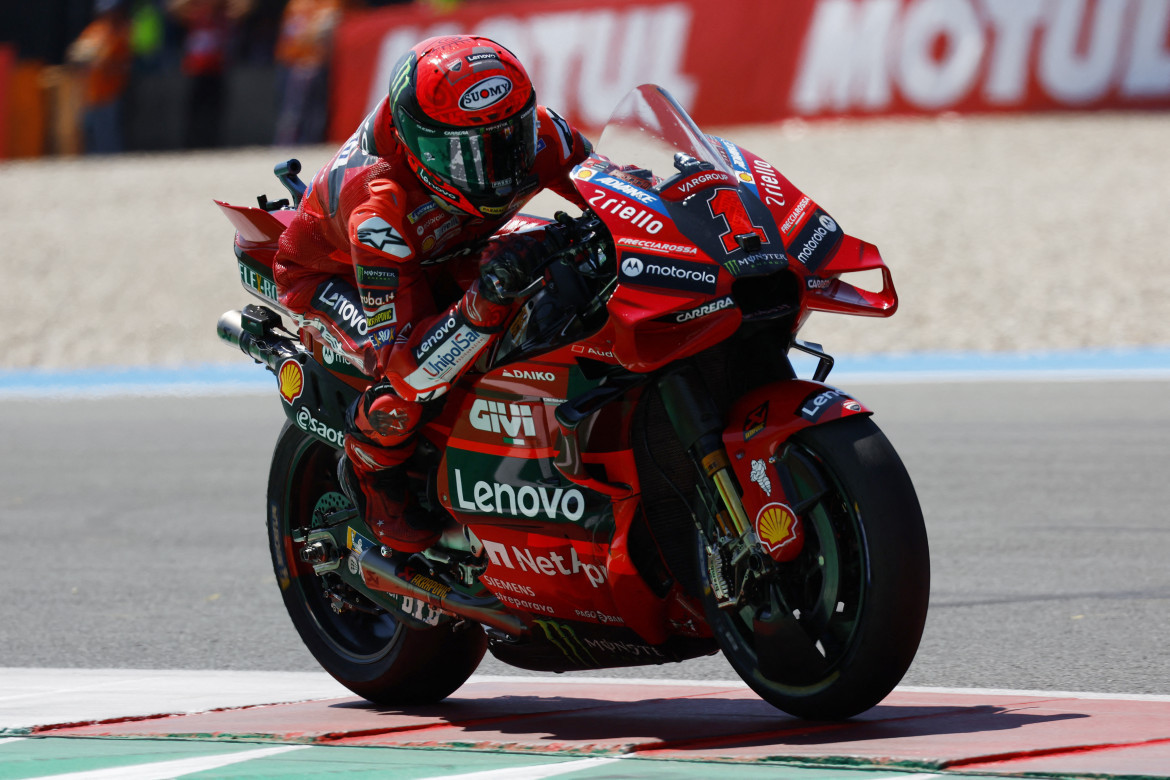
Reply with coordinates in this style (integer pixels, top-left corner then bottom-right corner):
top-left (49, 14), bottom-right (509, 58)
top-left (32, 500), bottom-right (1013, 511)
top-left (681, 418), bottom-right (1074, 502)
top-left (340, 384), bottom-right (439, 553)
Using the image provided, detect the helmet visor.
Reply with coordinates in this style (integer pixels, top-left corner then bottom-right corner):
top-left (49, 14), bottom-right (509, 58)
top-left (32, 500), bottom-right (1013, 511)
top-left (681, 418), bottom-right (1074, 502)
top-left (396, 101), bottom-right (538, 204)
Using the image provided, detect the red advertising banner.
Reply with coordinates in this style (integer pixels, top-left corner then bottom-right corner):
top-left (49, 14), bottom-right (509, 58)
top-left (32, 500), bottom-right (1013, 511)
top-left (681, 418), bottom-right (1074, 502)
top-left (329, 0), bottom-right (1170, 141)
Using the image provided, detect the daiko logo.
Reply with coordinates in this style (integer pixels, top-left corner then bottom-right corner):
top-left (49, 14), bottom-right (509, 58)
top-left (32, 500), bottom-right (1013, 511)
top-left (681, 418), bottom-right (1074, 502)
top-left (459, 76), bottom-right (513, 110)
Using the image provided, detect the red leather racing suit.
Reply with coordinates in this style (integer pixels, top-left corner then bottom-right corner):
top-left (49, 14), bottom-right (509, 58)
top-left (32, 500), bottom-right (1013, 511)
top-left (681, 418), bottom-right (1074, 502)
top-left (273, 97), bottom-right (590, 473)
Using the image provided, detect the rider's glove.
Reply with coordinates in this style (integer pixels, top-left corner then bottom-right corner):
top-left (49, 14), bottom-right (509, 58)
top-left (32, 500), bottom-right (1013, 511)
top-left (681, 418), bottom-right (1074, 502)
top-left (479, 213), bottom-right (588, 304)
top-left (481, 245), bottom-right (539, 304)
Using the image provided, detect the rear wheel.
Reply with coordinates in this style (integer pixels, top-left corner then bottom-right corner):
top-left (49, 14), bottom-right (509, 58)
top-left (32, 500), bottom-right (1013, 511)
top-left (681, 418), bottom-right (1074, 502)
top-left (267, 422), bottom-right (486, 704)
top-left (702, 416), bottom-right (929, 719)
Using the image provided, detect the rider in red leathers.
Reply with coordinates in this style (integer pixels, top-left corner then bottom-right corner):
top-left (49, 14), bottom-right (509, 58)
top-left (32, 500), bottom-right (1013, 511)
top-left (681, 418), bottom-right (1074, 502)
top-left (273, 36), bottom-right (591, 553)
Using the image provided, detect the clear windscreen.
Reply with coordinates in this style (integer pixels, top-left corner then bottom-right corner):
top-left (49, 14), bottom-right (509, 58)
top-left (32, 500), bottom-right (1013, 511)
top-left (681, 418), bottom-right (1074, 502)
top-left (596, 85), bottom-right (734, 183)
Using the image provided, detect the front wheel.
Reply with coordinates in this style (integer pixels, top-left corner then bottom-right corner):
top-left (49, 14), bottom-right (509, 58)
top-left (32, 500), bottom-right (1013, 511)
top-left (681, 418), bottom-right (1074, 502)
top-left (267, 421), bottom-right (486, 704)
top-left (702, 416), bottom-right (929, 719)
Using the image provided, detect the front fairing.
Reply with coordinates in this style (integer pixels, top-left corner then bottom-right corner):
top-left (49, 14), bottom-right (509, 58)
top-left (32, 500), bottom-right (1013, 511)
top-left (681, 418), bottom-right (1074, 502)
top-left (568, 85), bottom-right (898, 374)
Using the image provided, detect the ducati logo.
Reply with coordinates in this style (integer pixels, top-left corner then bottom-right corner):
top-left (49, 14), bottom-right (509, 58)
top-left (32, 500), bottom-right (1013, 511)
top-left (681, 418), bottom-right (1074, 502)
top-left (621, 257), bottom-right (644, 276)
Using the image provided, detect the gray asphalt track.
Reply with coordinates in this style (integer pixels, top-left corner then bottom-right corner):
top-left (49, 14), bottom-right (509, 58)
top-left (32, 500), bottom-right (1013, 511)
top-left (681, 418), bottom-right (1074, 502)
top-left (2, 379), bottom-right (1168, 694)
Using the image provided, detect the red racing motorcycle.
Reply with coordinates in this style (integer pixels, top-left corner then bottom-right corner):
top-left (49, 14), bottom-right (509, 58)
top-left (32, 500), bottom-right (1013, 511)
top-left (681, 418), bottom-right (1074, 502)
top-left (216, 85), bottom-right (928, 720)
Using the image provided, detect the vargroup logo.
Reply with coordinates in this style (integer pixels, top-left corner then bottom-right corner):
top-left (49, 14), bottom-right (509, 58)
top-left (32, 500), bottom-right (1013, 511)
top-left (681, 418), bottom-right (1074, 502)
top-left (460, 76), bottom-right (513, 110)
top-left (621, 257), bottom-right (644, 277)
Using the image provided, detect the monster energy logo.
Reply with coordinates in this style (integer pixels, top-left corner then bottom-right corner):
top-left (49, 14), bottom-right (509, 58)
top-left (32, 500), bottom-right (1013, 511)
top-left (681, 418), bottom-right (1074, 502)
top-left (390, 55), bottom-right (414, 105)
top-left (533, 620), bottom-right (597, 666)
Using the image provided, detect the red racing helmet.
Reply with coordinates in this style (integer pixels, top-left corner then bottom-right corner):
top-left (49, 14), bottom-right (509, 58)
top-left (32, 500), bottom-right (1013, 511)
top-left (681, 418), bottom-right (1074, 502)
top-left (388, 36), bottom-right (538, 218)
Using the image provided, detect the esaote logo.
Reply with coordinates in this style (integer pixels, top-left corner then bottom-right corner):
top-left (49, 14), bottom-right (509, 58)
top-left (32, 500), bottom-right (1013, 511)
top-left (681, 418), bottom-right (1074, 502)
top-left (792, 0), bottom-right (1170, 114)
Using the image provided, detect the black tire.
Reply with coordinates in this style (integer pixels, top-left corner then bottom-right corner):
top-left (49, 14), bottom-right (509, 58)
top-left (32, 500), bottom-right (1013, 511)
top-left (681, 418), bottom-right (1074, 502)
top-left (267, 421), bottom-right (486, 705)
top-left (702, 415), bottom-right (929, 719)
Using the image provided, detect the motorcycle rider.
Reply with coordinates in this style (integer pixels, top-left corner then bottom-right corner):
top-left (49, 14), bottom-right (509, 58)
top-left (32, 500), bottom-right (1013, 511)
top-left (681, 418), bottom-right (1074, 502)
top-left (273, 35), bottom-right (592, 553)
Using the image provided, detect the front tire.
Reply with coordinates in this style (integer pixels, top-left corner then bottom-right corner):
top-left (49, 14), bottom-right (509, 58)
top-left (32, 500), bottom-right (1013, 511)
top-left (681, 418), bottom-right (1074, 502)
top-left (702, 416), bottom-right (929, 719)
top-left (267, 421), bottom-right (486, 704)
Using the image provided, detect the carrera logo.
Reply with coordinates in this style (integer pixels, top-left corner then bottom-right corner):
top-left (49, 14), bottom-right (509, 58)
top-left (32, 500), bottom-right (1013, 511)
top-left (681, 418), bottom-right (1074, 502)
top-left (459, 76), bottom-right (513, 110)
top-left (666, 295), bottom-right (735, 324)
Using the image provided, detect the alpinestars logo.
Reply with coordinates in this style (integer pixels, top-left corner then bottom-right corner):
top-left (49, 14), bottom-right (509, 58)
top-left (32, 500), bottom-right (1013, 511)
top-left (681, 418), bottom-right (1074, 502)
top-left (356, 217), bottom-right (411, 258)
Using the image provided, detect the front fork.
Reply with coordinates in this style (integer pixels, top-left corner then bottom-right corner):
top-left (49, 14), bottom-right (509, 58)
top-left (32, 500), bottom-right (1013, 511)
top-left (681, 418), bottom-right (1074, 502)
top-left (658, 366), bottom-right (769, 608)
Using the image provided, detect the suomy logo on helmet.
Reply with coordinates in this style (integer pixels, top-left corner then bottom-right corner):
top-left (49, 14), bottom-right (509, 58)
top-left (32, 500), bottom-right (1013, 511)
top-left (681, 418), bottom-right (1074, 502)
top-left (459, 76), bottom-right (513, 111)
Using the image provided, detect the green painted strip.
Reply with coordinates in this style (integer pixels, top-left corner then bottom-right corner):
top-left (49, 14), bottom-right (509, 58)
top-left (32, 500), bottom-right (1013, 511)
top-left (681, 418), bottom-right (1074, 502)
top-left (0, 739), bottom-right (1024, 779)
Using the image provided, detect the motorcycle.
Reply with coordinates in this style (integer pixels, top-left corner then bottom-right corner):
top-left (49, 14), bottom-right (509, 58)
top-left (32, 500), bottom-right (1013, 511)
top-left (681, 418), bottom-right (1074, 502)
top-left (216, 85), bottom-right (928, 720)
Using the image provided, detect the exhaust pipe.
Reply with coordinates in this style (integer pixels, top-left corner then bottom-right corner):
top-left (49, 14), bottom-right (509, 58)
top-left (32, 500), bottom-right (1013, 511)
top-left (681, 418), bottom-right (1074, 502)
top-left (357, 549), bottom-right (526, 637)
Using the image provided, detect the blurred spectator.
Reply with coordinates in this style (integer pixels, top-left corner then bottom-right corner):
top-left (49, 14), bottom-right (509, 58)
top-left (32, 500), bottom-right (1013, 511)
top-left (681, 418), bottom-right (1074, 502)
top-left (167, 0), bottom-right (253, 148)
top-left (129, 0), bottom-right (167, 73)
top-left (273, 0), bottom-right (343, 146)
top-left (67, 0), bottom-right (133, 154)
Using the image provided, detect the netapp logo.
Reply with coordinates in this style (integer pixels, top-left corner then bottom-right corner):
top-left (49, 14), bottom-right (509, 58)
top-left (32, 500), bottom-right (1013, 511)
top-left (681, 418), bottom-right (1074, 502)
top-left (619, 255), bottom-right (718, 294)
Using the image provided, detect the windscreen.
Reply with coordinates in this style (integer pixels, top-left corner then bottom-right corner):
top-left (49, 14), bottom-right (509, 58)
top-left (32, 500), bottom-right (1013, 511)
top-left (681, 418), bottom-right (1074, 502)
top-left (596, 85), bottom-right (734, 183)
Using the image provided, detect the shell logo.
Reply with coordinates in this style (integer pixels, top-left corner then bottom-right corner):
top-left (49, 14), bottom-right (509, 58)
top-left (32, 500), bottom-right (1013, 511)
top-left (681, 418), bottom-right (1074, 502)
top-left (278, 359), bottom-right (304, 404)
top-left (754, 502), bottom-right (803, 561)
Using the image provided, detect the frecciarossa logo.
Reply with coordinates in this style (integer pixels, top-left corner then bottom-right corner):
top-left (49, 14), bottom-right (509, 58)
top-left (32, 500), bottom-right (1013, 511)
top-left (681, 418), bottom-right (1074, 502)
top-left (618, 254), bottom-right (718, 294)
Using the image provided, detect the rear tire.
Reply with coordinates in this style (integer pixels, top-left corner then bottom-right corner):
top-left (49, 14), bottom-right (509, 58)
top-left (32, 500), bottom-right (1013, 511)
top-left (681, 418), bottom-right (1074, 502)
top-left (702, 416), bottom-right (929, 719)
top-left (267, 421), bottom-right (486, 705)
